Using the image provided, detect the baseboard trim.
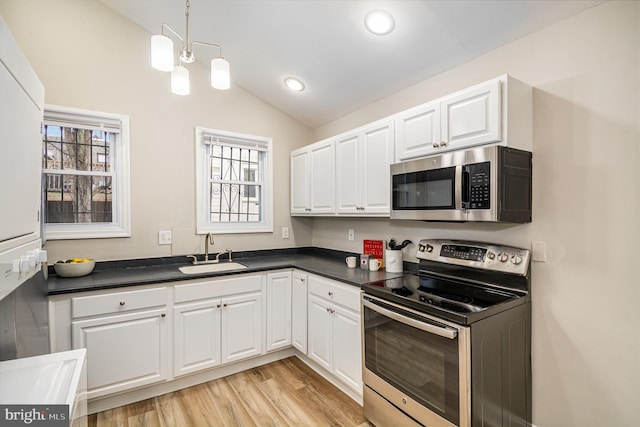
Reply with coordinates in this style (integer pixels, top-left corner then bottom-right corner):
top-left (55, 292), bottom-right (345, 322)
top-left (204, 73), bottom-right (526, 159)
top-left (293, 352), bottom-right (363, 406)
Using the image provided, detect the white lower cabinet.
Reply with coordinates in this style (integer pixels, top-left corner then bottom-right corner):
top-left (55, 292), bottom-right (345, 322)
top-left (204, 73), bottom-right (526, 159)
top-left (291, 271), bottom-right (308, 354)
top-left (173, 298), bottom-right (222, 376)
top-left (265, 271), bottom-right (292, 352)
top-left (70, 287), bottom-right (170, 399)
top-left (173, 275), bottom-right (263, 376)
top-left (307, 274), bottom-right (362, 393)
top-left (54, 268), bottom-right (363, 406)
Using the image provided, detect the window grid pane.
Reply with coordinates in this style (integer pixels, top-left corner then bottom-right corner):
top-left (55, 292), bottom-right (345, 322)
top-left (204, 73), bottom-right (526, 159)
top-left (43, 124), bottom-right (115, 224)
top-left (208, 142), bottom-right (262, 223)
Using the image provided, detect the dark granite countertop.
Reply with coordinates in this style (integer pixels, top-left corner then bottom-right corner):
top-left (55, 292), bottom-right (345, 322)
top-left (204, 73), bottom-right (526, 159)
top-left (48, 247), bottom-right (417, 296)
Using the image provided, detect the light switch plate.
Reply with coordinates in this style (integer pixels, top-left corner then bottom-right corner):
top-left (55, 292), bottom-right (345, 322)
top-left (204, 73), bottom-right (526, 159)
top-left (348, 229), bottom-right (355, 241)
top-left (158, 230), bottom-right (172, 245)
top-left (281, 226), bottom-right (289, 239)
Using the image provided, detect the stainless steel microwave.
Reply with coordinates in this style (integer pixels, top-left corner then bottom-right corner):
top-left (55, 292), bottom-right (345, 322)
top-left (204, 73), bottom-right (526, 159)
top-left (390, 145), bottom-right (532, 222)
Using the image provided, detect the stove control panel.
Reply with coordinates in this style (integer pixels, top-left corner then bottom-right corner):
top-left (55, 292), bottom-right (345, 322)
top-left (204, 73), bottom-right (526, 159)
top-left (417, 239), bottom-right (530, 276)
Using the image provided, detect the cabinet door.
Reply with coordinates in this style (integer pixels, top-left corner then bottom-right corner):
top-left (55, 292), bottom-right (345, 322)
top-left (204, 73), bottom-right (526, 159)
top-left (307, 294), bottom-right (333, 372)
top-left (266, 271), bottom-right (292, 352)
top-left (309, 140), bottom-right (335, 213)
top-left (291, 271), bottom-right (308, 354)
top-left (442, 80), bottom-right (501, 150)
top-left (221, 292), bottom-right (263, 363)
top-left (333, 305), bottom-right (363, 393)
top-left (173, 299), bottom-right (222, 377)
top-left (361, 121), bottom-right (393, 214)
top-left (395, 100), bottom-right (441, 161)
top-left (72, 308), bottom-right (169, 399)
top-left (335, 132), bottom-right (361, 214)
top-left (290, 149), bottom-right (309, 214)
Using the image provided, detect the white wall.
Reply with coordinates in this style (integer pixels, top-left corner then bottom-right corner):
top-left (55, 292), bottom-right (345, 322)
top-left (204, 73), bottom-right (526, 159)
top-left (0, 0), bottom-right (314, 262)
top-left (312, 1), bottom-right (640, 426)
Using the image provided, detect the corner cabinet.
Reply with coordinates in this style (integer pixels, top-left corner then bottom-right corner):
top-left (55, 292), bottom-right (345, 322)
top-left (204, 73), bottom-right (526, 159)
top-left (70, 287), bottom-right (170, 399)
top-left (290, 139), bottom-right (335, 215)
top-left (265, 271), bottom-right (292, 352)
top-left (291, 271), bottom-right (308, 354)
top-left (307, 274), bottom-right (362, 394)
top-left (335, 119), bottom-right (394, 216)
top-left (395, 75), bottom-right (531, 161)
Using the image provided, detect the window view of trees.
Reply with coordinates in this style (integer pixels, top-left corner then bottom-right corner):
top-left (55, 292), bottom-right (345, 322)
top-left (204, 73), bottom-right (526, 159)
top-left (42, 126), bottom-right (113, 224)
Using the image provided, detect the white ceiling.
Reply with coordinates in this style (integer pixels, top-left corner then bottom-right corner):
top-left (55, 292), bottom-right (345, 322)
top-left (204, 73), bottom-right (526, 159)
top-left (99, 0), bottom-right (604, 128)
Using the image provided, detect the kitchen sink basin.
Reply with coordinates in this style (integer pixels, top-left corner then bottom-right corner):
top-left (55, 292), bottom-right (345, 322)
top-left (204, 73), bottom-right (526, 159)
top-left (179, 262), bottom-right (248, 274)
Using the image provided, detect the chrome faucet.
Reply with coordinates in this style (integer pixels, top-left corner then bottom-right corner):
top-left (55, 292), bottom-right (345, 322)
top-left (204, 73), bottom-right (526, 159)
top-left (204, 233), bottom-right (214, 262)
top-left (187, 234), bottom-right (233, 265)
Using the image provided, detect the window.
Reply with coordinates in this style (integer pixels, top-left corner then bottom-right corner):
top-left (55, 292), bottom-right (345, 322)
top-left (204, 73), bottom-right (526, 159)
top-left (42, 105), bottom-right (130, 239)
top-left (195, 127), bottom-right (273, 234)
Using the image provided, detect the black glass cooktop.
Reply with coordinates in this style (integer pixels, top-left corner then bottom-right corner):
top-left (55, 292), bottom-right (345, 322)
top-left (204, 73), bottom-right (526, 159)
top-left (362, 273), bottom-right (527, 324)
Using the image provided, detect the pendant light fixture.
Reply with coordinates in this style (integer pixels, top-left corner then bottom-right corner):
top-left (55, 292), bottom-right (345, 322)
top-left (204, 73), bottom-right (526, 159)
top-left (151, 0), bottom-right (230, 95)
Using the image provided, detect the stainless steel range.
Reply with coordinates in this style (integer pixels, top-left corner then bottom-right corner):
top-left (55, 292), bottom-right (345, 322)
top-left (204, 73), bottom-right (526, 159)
top-left (361, 239), bottom-right (531, 427)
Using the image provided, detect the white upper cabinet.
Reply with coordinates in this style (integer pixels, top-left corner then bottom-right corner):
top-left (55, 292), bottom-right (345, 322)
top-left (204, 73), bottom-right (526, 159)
top-left (336, 119), bottom-right (394, 216)
top-left (394, 100), bottom-right (441, 162)
top-left (395, 75), bottom-right (531, 161)
top-left (290, 139), bottom-right (335, 215)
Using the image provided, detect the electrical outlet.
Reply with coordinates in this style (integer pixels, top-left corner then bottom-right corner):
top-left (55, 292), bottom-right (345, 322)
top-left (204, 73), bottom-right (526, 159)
top-left (158, 230), bottom-right (172, 245)
top-left (531, 241), bottom-right (547, 262)
top-left (281, 226), bottom-right (289, 239)
top-left (348, 229), bottom-right (355, 241)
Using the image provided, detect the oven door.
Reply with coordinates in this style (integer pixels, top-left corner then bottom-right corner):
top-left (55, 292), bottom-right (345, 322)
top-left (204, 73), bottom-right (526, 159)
top-left (390, 150), bottom-right (466, 221)
top-left (362, 294), bottom-right (470, 427)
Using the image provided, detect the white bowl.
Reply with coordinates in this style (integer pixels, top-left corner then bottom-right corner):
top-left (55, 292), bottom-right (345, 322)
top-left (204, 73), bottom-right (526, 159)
top-left (53, 260), bottom-right (96, 278)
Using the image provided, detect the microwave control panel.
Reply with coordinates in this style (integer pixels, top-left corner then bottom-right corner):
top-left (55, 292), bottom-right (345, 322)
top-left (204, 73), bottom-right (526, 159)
top-left (466, 162), bottom-right (490, 209)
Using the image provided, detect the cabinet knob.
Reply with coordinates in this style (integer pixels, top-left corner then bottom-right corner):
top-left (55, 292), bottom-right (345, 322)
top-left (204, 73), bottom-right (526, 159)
top-left (161, 313), bottom-right (166, 318)
top-left (119, 301), bottom-right (125, 306)
top-left (223, 303), bottom-right (228, 307)
top-left (432, 142), bottom-right (440, 148)
top-left (440, 140), bottom-right (448, 147)
top-left (328, 291), bottom-right (333, 296)
top-left (217, 304), bottom-right (221, 308)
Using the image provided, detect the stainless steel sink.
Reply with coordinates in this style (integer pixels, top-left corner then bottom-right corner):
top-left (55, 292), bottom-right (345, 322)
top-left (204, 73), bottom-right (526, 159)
top-left (179, 262), bottom-right (248, 274)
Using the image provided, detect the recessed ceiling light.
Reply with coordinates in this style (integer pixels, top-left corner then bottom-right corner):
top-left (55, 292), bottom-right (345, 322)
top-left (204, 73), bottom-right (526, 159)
top-left (284, 77), bottom-right (305, 92)
top-left (364, 9), bottom-right (395, 35)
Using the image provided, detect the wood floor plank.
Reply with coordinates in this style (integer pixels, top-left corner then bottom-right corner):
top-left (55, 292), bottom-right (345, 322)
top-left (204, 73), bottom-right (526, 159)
top-left (89, 357), bottom-right (369, 427)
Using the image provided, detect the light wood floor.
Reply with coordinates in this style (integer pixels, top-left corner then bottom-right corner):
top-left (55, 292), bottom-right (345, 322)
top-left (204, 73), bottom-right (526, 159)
top-left (89, 356), bottom-right (371, 427)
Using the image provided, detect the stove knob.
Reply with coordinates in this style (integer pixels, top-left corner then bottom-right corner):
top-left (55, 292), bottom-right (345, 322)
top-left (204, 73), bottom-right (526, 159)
top-left (487, 252), bottom-right (496, 260)
top-left (498, 252), bottom-right (509, 262)
top-left (426, 244), bottom-right (433, 253)
top-left (511, 255), bottom-right (523, 265)
top-left (418, 244), bottom-right (425, 252)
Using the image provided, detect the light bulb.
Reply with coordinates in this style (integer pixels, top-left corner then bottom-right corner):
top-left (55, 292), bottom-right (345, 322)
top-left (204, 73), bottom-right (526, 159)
top-left (151, 34), bottom-right (174, 71)
top-left (171, 65), bottom-right (190, 95)
top-left (364, 10), bottom-right (395, 35)
top-left (211, 58), bottom-right (230, 90)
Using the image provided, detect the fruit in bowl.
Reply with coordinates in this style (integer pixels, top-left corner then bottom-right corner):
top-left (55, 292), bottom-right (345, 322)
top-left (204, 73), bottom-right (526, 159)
top-left (53, 258), bottom-right (96, 278)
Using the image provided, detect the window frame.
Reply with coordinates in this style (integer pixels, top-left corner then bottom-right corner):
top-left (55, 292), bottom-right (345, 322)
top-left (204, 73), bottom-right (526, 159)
top-left (195, 127), bottom-right (273, 235)
top-left (42, 105), bottom-right (131, 240)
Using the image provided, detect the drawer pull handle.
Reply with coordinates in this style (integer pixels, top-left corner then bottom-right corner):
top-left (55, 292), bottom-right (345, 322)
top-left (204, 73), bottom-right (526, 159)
top-left (161, 313), bottom-right (166, 318)
top-left (119, 301), bottom-right (125, 306)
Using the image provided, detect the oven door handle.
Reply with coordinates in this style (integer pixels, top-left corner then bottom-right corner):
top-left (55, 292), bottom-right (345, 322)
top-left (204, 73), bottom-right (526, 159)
top-left (363, 299), bottom-right (458, 340)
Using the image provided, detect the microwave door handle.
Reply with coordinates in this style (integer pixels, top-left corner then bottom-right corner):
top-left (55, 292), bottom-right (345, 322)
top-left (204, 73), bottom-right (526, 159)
top-left (461, 165), bottom-right (470, 209)
top-left (455, 165), bottom-right (464, 210)
top-left (363, 299), bottom-right (458, 339)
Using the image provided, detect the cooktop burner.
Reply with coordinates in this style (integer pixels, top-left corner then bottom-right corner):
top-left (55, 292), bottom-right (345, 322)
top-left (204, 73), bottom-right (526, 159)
top-left (361, 239), bottom-right (531, 324)
top-left (363, 273), bottom-right (526, 323)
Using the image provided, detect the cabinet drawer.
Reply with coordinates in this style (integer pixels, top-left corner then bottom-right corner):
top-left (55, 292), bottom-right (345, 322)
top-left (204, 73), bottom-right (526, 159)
top-left (308, 275), bottom-right (360, 311)
top-left (174, 274), bottom-right (262, 303)
top-left (72, 287), bottom-right (167, 319)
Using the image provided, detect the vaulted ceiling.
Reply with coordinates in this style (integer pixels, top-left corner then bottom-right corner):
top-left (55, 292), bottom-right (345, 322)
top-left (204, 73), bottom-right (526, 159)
top-left (100, 0), bottom-right (604, 127)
